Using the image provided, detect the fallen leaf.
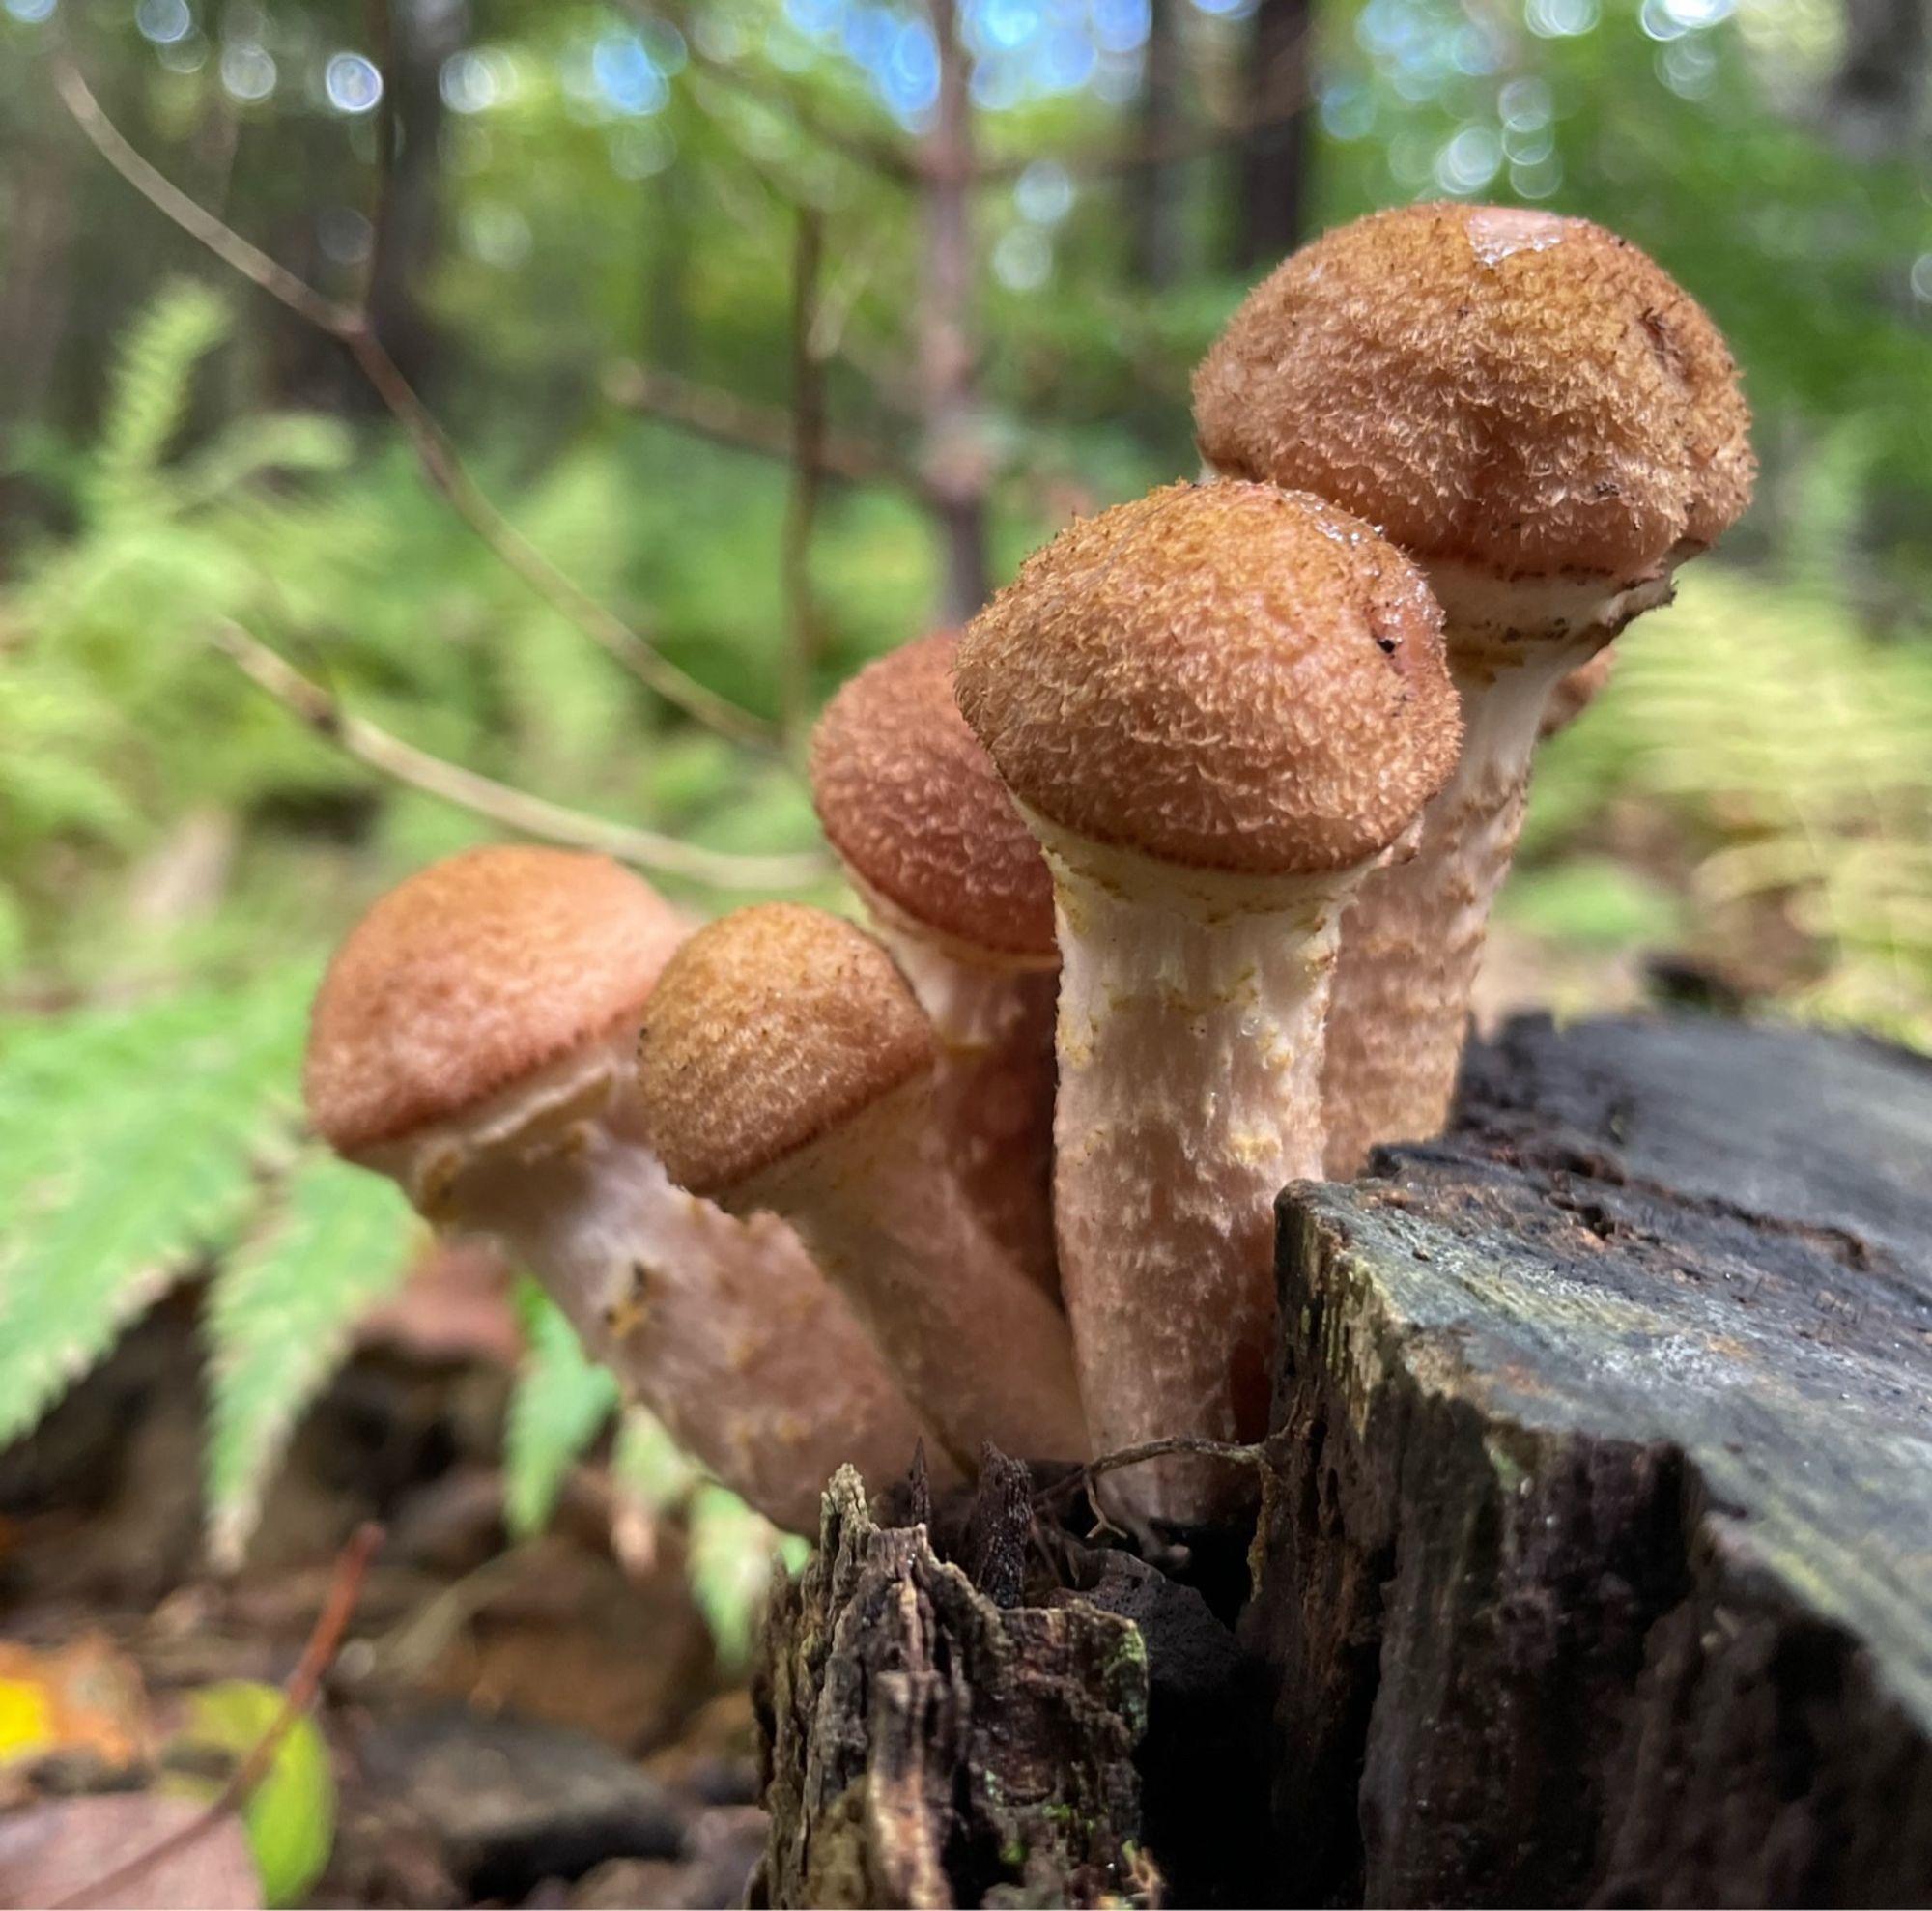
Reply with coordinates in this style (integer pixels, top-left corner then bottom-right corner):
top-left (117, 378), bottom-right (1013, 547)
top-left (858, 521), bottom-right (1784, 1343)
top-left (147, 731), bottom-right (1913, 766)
top-left (0, 1792), bottom-right (261, 1909)
top-left (159, 1683), bottom-right (334, 1910)
top-left (0, 1639), bottom-right (152, 1772)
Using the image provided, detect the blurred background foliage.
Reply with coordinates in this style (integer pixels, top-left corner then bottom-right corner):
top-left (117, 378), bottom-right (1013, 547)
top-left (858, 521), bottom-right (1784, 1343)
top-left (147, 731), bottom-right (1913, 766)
top-left (1, 0), bottom-right (1928, 1563)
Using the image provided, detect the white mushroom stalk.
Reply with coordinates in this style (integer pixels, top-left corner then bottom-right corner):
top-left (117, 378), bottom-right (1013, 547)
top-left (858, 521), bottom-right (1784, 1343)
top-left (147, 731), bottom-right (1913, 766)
top-left (390, 1038), bottom-right (940, 1533)
top-left (304, 847), bottom-right (937, 1536)
top-left (811, 632), bottom-right (1063, 1296)
top-left (1320, 598), bottom-right (1664, 1182)
top-left (855, 884), bottom-right (1060, 1298)
top-left (956, 481), bottom-right (1461, 1530)
top-left (1035, 822), bottom-right (1365, 1519)
top-left (1193, 203), bottom-right (1755, 1177)
top-left (636, 903), bottom-right (1089, 1475)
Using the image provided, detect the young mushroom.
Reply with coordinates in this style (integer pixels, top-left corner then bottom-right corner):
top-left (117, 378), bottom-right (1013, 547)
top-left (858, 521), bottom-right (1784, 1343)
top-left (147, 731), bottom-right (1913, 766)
top-left (1193, 202), bottom-right (1754, 1177)
top-left (1541, 647), bottom-right (1617, 742)
top-left (810, 631), bottom-right (1060, 1296)
top-left (635, 902), bottom-right (1088, 1474)
top-left (954, 480), bottom-right (1460, 1527)
top-left (304, 846), bottom-right (936, 1534)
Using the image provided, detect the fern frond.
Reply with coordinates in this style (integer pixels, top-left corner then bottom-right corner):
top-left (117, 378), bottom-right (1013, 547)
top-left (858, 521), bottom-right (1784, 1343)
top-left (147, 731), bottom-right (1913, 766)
top-left (686, 1484), bottom-right (797, 1670)
top-left (172, 414), bottom-right (357, 516)
top-left (502, 1280), bottom-right (620, 1540)
top-left (91, 280), bottom-right (232, 519)
top-left (0, 973), bottom-right (311, 1447)
top-left (204, 1149), bottom-right (418, 1569)
top-left (1526, 563), bottom-right (1932, 1050)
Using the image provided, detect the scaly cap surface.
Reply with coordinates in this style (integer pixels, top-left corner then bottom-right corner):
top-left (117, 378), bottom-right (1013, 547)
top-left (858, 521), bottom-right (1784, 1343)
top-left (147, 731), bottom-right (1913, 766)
top-left (637, 903), bottom-right (935, 1199)
top-left (305, 846), bottom-right (685, 1155)
top-left (810, 632), bottom-right (1055, 960)
top-left (1193, 203), bottom-right (1754, 581)
top-left (954, 481), bottom-right (1461, 877)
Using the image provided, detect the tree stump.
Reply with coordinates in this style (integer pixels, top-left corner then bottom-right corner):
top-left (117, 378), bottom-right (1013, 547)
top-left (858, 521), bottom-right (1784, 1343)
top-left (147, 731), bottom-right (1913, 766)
top-left (755, 1013), bottom-right (1932, 1907)
top-left (1259, 1012), bottom-right (1932, 1907)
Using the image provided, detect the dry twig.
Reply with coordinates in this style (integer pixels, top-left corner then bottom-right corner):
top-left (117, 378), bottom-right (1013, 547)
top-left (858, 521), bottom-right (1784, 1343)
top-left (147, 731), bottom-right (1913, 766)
top-left (213, 622), bottom-right (830, 890)
top-left (603, 361), bottom-right (908, 488)
top-left (51, 52), bottom-right (771, 748)
top-left (50, 1524), bottom-right (385, 1911)
top-left (213, 626), bottom-right (831, 897)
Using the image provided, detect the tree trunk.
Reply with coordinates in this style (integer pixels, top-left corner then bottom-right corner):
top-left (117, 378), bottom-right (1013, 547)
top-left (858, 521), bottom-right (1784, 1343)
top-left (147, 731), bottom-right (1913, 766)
top-left (918, 0), bottom-right (991, 624)
top-left (755, 1013), bottom-right (1932, 1906)
top-left (1231, 0), bottom-right (1313, 272)
top-left (1129, 0), bottom-right (1186, 287)
top-left (1824, 0), bottom-right (1929, 159)
top-left (363, 0), bottom-right (463, 399)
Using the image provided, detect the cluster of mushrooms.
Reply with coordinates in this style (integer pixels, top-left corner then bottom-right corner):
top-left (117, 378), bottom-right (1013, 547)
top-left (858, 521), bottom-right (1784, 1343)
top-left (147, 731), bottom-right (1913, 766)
top-left (305, 202), bottom-right (1753, 1539)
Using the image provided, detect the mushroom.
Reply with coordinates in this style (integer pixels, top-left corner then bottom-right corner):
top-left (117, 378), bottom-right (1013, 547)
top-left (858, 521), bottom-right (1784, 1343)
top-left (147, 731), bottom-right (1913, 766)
top-left (304, 846), bottom-right (936, 1533)
top-left (954, 480), bottom-right (1460, 1527)
top-left (1194, 203), bottom-right (1753, 1178)
top-left (1541, 647), bottom-right (1616, 743)
top-left (635, 901), bottom-right (1088, 1473)
top-left (810, 631), bottom-right (1060, 1297)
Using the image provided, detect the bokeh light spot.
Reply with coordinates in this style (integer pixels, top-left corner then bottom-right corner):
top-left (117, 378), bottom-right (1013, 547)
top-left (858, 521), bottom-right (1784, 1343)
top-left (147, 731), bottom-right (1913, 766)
top-left (324, 51), bottom-right (384, 113)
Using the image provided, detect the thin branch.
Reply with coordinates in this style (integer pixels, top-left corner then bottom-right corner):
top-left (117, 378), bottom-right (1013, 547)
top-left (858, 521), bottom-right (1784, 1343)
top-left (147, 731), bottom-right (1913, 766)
top-left (51, 1524), bottom-right (384, 1911)
top-left (213, 622), bottom-right (830, 890)
top-left (781, 208), bottom-right (828, 741)
top-left (603, 361), bottom-right (908, 488)
top-left (52, 53), bottom-right (772, 749)
top-left (1033, 1436), bottom-right (1269, 1513)
top-left (51, 57), bottom-right (352, 334)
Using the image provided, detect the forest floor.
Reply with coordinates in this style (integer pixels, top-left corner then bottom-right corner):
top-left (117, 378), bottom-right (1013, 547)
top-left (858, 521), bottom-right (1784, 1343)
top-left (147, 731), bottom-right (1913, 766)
top-left (0, 1246), bottom-right (763, 1910)
top-left (0, 924), bottom-right (1647, 1911)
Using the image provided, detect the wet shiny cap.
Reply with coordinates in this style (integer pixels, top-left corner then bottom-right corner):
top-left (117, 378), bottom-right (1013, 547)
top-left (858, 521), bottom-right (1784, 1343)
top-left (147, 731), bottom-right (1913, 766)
top-left (1193, 203), bottom-right (1754, 581)
top-left (954, 481), bottom-right (1462, 877)
top-left (305, 846), bottom-right (686, 1155)
top-left (811, 632), bottom-right (1055, 961)
top-left (636, 903), bottom-right (935, 1199)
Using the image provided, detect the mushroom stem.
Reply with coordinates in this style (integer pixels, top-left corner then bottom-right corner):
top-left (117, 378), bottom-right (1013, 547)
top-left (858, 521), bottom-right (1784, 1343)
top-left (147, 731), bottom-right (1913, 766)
top-left (1036, 815), bottom-right (1361, 1526)
top-left (401, 1039), bottom-right (941, 1534)
top-left (867, 918), bottom-right (1060, 1298)
top-left (733, 1075), bottom-right (1088, 1474)
top-left (1320, 567), bottom-right (1674, 1180)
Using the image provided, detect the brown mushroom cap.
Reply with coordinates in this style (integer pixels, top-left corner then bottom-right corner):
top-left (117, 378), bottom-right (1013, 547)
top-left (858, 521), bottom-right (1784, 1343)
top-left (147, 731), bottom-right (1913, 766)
top-left (637, 903), bottom-right (935, 1200)
top-left (953, 481), bottom-right (1462, 878)
top-left (1193, 203), bottom-right (1755, 582)
top-left (305, 846), bottom-right (685, 1155)
top-left (810, 632), bottom-right (1055, 961)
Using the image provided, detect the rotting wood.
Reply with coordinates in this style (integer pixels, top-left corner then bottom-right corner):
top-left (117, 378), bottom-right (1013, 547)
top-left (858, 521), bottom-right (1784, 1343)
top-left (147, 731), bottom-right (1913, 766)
top-left (1256, 1012), bottom-right (1932, 1907)
top-left (753, 1462), bottom-right (1157, 1909)
top-left (753, 1013), bottom-right (1932, 1907)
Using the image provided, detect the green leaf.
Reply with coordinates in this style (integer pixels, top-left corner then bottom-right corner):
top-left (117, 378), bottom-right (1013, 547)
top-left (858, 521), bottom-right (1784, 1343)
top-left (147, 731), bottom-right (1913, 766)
top-left (612, 1405), bottom-right (700, 1513)
top-left (0, 974), bottom-right (310, 1448)
top-left (204, 1151), bottom-right (419, 1569)
top-left (502, 1279), bottom-right (619, 1539)
top-left (686, 1483), bottom-right (785, 1670)
top-left (163, 1681), bottom-right (335, 1909)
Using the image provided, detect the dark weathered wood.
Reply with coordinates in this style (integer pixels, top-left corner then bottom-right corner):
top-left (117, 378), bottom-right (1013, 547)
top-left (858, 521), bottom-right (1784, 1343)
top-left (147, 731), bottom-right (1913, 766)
top-left (1256, 1013), bottom-right (1932, 1907)
top-left (753, 1467), bottom-right (1157, 1909)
